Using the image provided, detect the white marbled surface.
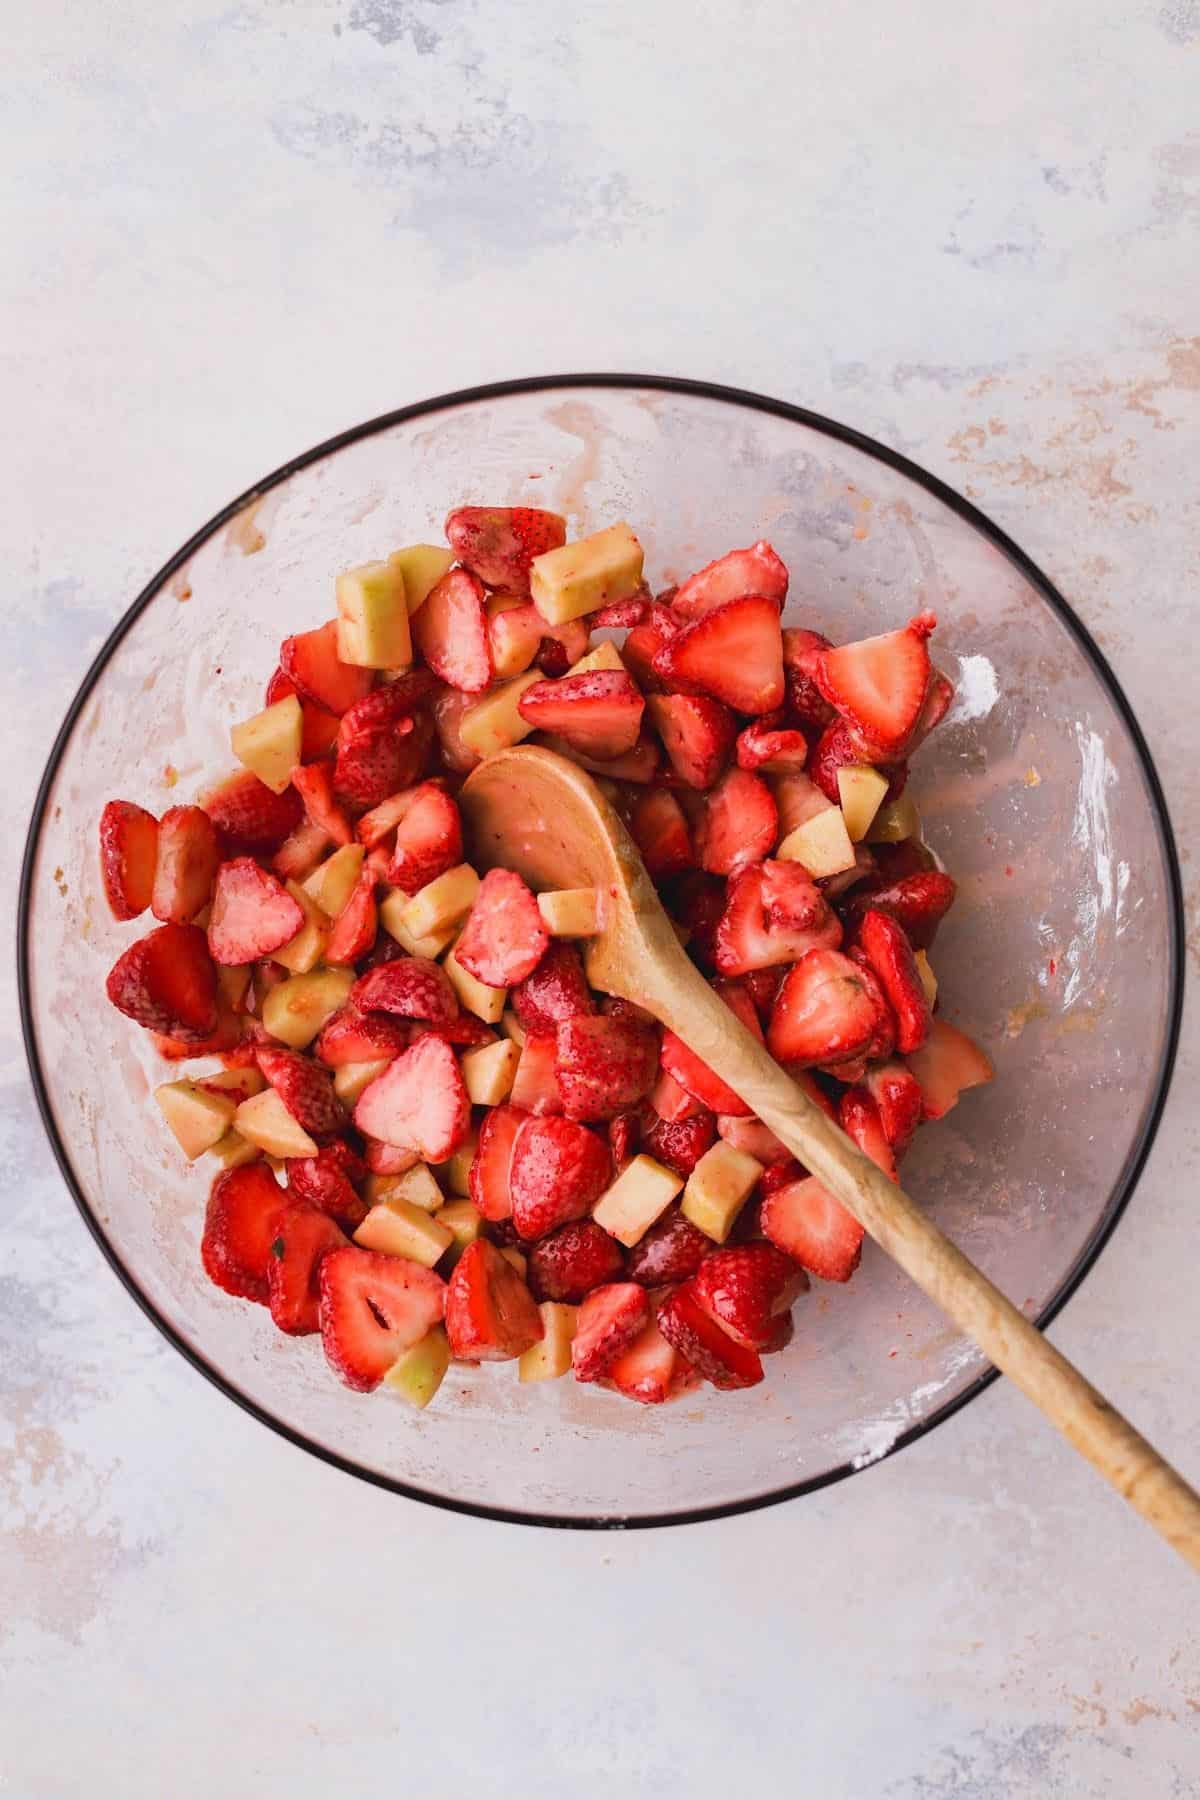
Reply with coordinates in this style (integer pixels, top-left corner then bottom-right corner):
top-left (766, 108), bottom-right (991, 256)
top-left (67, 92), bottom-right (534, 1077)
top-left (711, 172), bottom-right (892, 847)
top-left (4, 2), bottom-right (1200, 1794)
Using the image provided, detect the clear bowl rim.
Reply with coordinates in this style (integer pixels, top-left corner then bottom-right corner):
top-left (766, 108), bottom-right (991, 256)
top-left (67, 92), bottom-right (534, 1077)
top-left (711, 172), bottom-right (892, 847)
top-left (18, 372), bottom-right (1186, 1530)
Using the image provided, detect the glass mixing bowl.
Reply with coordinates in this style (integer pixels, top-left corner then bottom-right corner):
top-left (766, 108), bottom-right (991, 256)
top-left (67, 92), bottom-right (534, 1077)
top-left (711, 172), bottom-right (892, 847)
top-left (19, 376), bottom-right (1184, 1527)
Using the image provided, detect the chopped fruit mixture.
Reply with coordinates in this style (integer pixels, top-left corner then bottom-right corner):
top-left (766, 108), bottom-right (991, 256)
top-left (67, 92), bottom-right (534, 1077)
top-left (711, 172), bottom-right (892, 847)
top-left (101, 512), bottom-right (994, 1411)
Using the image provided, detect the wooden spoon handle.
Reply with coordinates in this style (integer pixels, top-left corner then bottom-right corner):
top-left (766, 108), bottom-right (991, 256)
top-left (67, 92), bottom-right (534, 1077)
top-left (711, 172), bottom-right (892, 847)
top-left (646, 972), bottom-right (1200, 1570)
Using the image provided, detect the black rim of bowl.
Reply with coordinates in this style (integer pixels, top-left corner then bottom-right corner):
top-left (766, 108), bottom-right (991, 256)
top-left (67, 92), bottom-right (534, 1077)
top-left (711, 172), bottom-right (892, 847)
top-left (18, 373), bottom-right (1186, 1531)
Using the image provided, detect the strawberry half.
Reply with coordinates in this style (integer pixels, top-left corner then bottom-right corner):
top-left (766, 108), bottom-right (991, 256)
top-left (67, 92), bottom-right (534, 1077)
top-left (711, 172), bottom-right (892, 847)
top-left (645, 693), bottom-right (736, 788)
top-left (333, 711), bottom-right (428, 813)
top-left (863, 1060), bottom-right (924, 1153)
top-left (652, 595), bottom-right (785, 716)
top-left (691, 1244), bottom-right (806, 1352)
top-left (314, 1002), bottom-right (408, 1068)
top-left (813, 612), bottom-right (936, 757)
top-left (256, 1046), bottom-right (346, 1138)
top-left (839, 1086), bottom-right (898, 1179)
top-left (200, 769), bottom-right (303, 853)
top-left (672, 540), bottom-right (789, 619)
top-left (604, 1313), bottom-right (696, 1405)
top-left (319, 1245), bottom-right (447, 1390)
top-left (106, 922), bottom-right (218, 1040)
top-left (625, 1206), bottom-right (712, 1285)
top-left (844, 871), bottom-right (956, 952)
top-left (656, 1285), bottom-right (763, 1389)
top-left (528, 1220), bottom-right (625, 1303)
top-left (781, 627), bottom-right (835, 730)
top-left (767, 947), bottom-right (892, 1068)
top-left (99, 800), bottom-right (159, 920)
top-left (267, 1203), bottom-right (347, 1335)
top-left (555, 1014), bottom-right (659, 1121)
top-left (509, 1114), bottom-right (611, 1240)
top-left (411, 567), bottom-right (492, 692)
top-left (271, 818), bottom-right (332, 882)
top-left (352, 957), bottom-right (458, 1024)
top-left (382, 782), bottom-right (463, 893)
top-left (511, 941), bottom-right (594, 1034)
top-left (630, 788), bottom-right (694, 879)
top-left (659, 1029), bottom-right (751, 1118)
top-left (571, 1283), bottom-right (651, 1382)
top-left (292, 762), bottom-right (353, 847)
top-left (760, 1175), bottom-right (863, 1283)
top-left (696, 768), bottom-right (778, 875)
top-left (151, 805), bottom-right (220, 924)
top-left (642, 1108), bottom-right (716, 1176)
top-left (456, 868), bottom-right (549, 987)
top-left (324, 868), bottom-right (378, 965)
top-left (201, 1163), bottom-right (286, 1303)
top-left (855, 907), bottom-right (930, 1054)
top-left (279, 619), bottom-right (374, 716)
top-left (445, 1238), bottom-right (543, 1361)
top-left (905, 1017), bottom-right (994, 1120)
top-left (469, 1102), bottom-right (530, 1221)
top-left (445, 505), bottom-right (567, 594)
top-left (265, 666), bottom-right (341, 759)
top-left (518, 670), bottom-right (645, 759)
top-left (354, 1034), bottom-right (471, 1159)
top-left (716, 1114), bottom-right (792, 1165)
top-left (208, 858), bottom-right (304, 966)
top-left (713, 861), bottom-right (842, 978)
top-left (735, 718), bottom-right (809, 773)
top-left (286, 1140), bottom-right (369, 1229)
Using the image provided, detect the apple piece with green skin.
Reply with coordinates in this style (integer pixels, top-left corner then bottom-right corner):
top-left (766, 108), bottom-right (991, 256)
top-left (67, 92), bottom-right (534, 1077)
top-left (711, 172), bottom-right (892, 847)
top-left (384, 1324), bottom-right (451, 1407)
top-left (530, 522), bottom-right (644, 625)
top-left (336, 558), bottom-right (412, 669)
top-left (230, 696), bottom-right (303, 795)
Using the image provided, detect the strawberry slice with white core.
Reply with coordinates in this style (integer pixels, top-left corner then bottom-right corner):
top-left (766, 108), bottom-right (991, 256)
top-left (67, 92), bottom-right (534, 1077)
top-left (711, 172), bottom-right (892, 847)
top-left (691, 1244), bottom-right (806, 1352)
top-left (455, 868), bottom-right (549, 987)
top-left (713, 861), bottom-right (842, 978)
top-left (445, 506), bottom-right (567, 594)
top-left (383, 783), bottom-right (463, 893)
top-left (267, 1203), bottom-right (347, 1335)
top-left (554, 1014), bottom-right (659, 1121)
top-left (760, 1176), bottom-right (864, 1283)
top-left (509, 1114), bottom-right (611, 1239)
top-left (813, 612), bottom-right (936, 757)
top-left (201, 1162), bottom-right (286, 1303)
top-left (571, 1283), bottom-right (651, 1383)
top-left (696, 768), bottom-right (778, 875)
top-left (106, 922), bottom-right (218, 1040)
top-left (411, 567), bottom-right (492, 692)
top-left (444, 1238), bottom-right (543, 1361)
top-left (656, 1285), bottom-right (763, 1389)
top-left (151, 805), bottom-right (220, 924)
top-left (905, 1017), bottom-right (995, 1120)
top-left (468, 1102), bottom-right (530, 1221)
top-left (280, 619), bottom-right (374, 716)
top-left (660, 1029), bottom-right (752, 1119)
top-left (99, 799), bottom-right (159, 919)
top-left (256, 1046), bottom-right (346, 1139)
top-left (351, 958), bottom-right (458, 1024)
top-left (517, 670), bottom-right (645, 758)
top-left (671, 541), bottom-right (789, 619)
top-left (767, 947), bottom-right (890, 1067)
top-left (652, 595), bottom-right (785, 715)
top-left (318, 1245), bottom-right (447, 1390)
top-left (645, 693), bottom-right (736, 788)
top-left (354, 1034), bottom-right (471, 1159)
top-left (208, 858), bottom-right (304, 966)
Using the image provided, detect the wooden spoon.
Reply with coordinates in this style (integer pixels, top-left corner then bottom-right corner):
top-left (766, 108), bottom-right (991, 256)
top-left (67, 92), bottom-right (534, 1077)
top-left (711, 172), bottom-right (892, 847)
top-left (461, 744), bottom-right (1200, 1568)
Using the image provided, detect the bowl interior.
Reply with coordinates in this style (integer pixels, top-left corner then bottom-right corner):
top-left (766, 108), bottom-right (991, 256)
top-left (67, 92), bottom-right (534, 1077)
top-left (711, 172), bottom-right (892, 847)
top-left (22, 380), bottom-right (1180, 1524)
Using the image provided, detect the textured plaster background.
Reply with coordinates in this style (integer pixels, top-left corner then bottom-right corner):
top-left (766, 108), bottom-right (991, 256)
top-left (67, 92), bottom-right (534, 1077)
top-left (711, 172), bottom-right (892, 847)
top-left (3, 1), bottom-right (1199, 1794)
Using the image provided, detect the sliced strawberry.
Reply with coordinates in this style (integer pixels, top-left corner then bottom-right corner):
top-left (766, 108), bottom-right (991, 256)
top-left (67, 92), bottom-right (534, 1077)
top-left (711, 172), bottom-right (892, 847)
top-left (760, 1175), bottom-right (863, 1282)
top-left (910, 667), bottom-right (955, 745)
top-left (653, 596), bottom-right (784, 716)
top-left (256, 1045), bottom-right (345, 1138)
top-left (207, 858), bottom-right (303, 967)
top-left (642, 1108), bottom-right (716, 1175)
top-left (608, 1109), bottom-right (639, 1170)
top-left (512, 941), bottom-right (594, 1034)
top-left (538, 730), bottom-right (662, 785)
top-left (518, 670), bottom-right (645, 759)
top-left (201, 1163), bottom-right (286, 1303)
top-left (445, 505), bottom-right (567, 593)
top-left (445, 1238), bottom-right (542, 1361)
top-left (716, 1114), bottom-right (792, 1165)
top-left (691, 1244), bottom-right (806, 1351)
top-left (659, 1029), bottom-right (750, 1118)
top-left (844, 871), bottom-right (957, 952)
top-left (319, 1245), bottom-right (447, 1390)
top-left (767, 947), bottom-right (893, 1068)
top-left (645, 693), bottom-right (735, 788)
top-left (808, 720), bottom-right (906, 808)
top-left (286, 1141), bottom-right (368, 1229)
top-left (555, 1014), bottom-right (659, 1121)
top-left (571, 1283), bottom-right (651, 1382)
top-left (356, 790), bottom-right (412, 849)
top-left (528, 1220), bottom-right (624, 1303)
top-left (813, 612), bottom-right (936, 757)
top-left (742, 965), bottom-right (786, 1023)
top-left (334, 711), bottom-right (429, 813)
top-left (905, 1017), bottom-right (994, 1120)
top-left (605, 1313), bottom-right (695, 1404)
top-left (696, 769), bottom-right (778, 876)
top-left (713, 977), bottom-right (764, 1041)
top-left (839, 1085), bottom-right (897, 1179)
top-left (411, 567), bottom-right (492, 692)
top-left (672, 541), bottom-right (788, 619)
top-left (151, 805), bottom-right (219, 924)
top-left (622, 603), bottom-right (682, 692)
top-left (713, 861), bottom-right (842, 978)
top-left (363, 1138), bottom-right (420, 1175)
top-left (98, 800), bottom-right (159, 920)
top-left (200, 769), bottom-right (303, 853)
top-left (509, 1115), bottom-right (611, 1239)
top-left (735, 717), bottom-right (809, 773)
top-left (354, 1033), bottom-right (470, 1159)
top-left (468, 1102), bottom-right (529, 1221)
top-left (408, 1013), bottom-right (497, 1049)
top-left (667, 871), bottom-right (725, 968)
top-left (456, 868), bottom-right (548, 987)
top-left (106, 921), bottom-right (218, 1039)
top-left (280, 619), bottom-right (374, 717)
top-left (314, 1002), bottom-right (408, 1068)
top-left (856, 908), bottom-right (930, 1054)
top-left (647, 1068), bottom-right (704, 1123)
top-left (265, 666), bottom-right (341, 759)
top-left (267, 1203), bottom-right (347, 1335)
top-left (864, 1059), bottom-right (924, 1153)
top-left (270, 817), bottom-right (333, 882)
top-left (352, 957), bottom-right (458, 1024)
top-left (590, 591), bottom-right (649, 629)
top-left (781, 628), bottom-right (835, 730)
top-left (324, 868), bottom-right (378, 965)
top-left (292, 762), bottom-right (353, 847)
top-left (625, 1206), bottom-right (712, 1285)
top-left (509, 1030), bottom-right (563, 1114)
top-left (629, 788), bottom-right (694, 880)
top-left (656, 1285), bottom-right (763, 1389)
top-left (382, 782), bottom-right (462, 893)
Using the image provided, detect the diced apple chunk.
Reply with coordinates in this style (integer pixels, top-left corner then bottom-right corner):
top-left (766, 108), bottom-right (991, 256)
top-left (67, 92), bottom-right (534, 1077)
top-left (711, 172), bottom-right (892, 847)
top-left (530, 522), bottom-right (644, 625)
top-left (402, 865), bottom-right (480, 941)
top-left (230, 695), bottom-right (303, 795)
top-left (866, 791), bottom-right (922, 843)
top-left (384, 1324), bottom-right (450, 1408)
top-left (443, 940), bottom-right (506, 1024)
top-left (391, 544), bottom-right (455, 617)
top-left (334, 1057), bottom-right (394, 1104)
top-left (302, 844), bottom-right (365, 918)
top-left (487, 593), bottom-right (538, 678)
top-left (501, 1009), bottom-right (526, 1047)
top-left (234, 1088), bottom-right (318, 1158)
top-left (261, 967), bottom-right (355, 1049)
top-left (570, 640), bottom-right (627, 678)
top-left (519, 1302), bottom-right (578, 1382)
top-left (777, 805), bottom-right (857, 878)
top-left (273, 880), bottom-right (331, 974)
top-left (458, 674), bottom-right (541, 758)
top-left (335, 558), bottom-right (412, 670)
top-left (536, 888), bottom-right (603, 938)
top-left (155, 1081), bottom-right (237, 1160)
top-left (836, 766), bottom-right (890, 842)
top-left (378, 887), bottom-right (459, 958)
top-left (366, 1162), bottom-right (445, 1213)
top-left (207, 1129), bottom-right (261, 1170)
top-left (354, 1198), bottom-right (453, 1268)
top-left (914, 949), bottom-right (938, 1009)
top-left (460, 1038), bottom-right (520, 1105)
top-left (681, 1141), bottom-right (763, 1243)
top-left (592, 1154), bottom-right (684, 1248)
top-left (434, 1198), bottom-right (483, 1263)
top-left (441, 1129), bottom-right (479, 1199)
